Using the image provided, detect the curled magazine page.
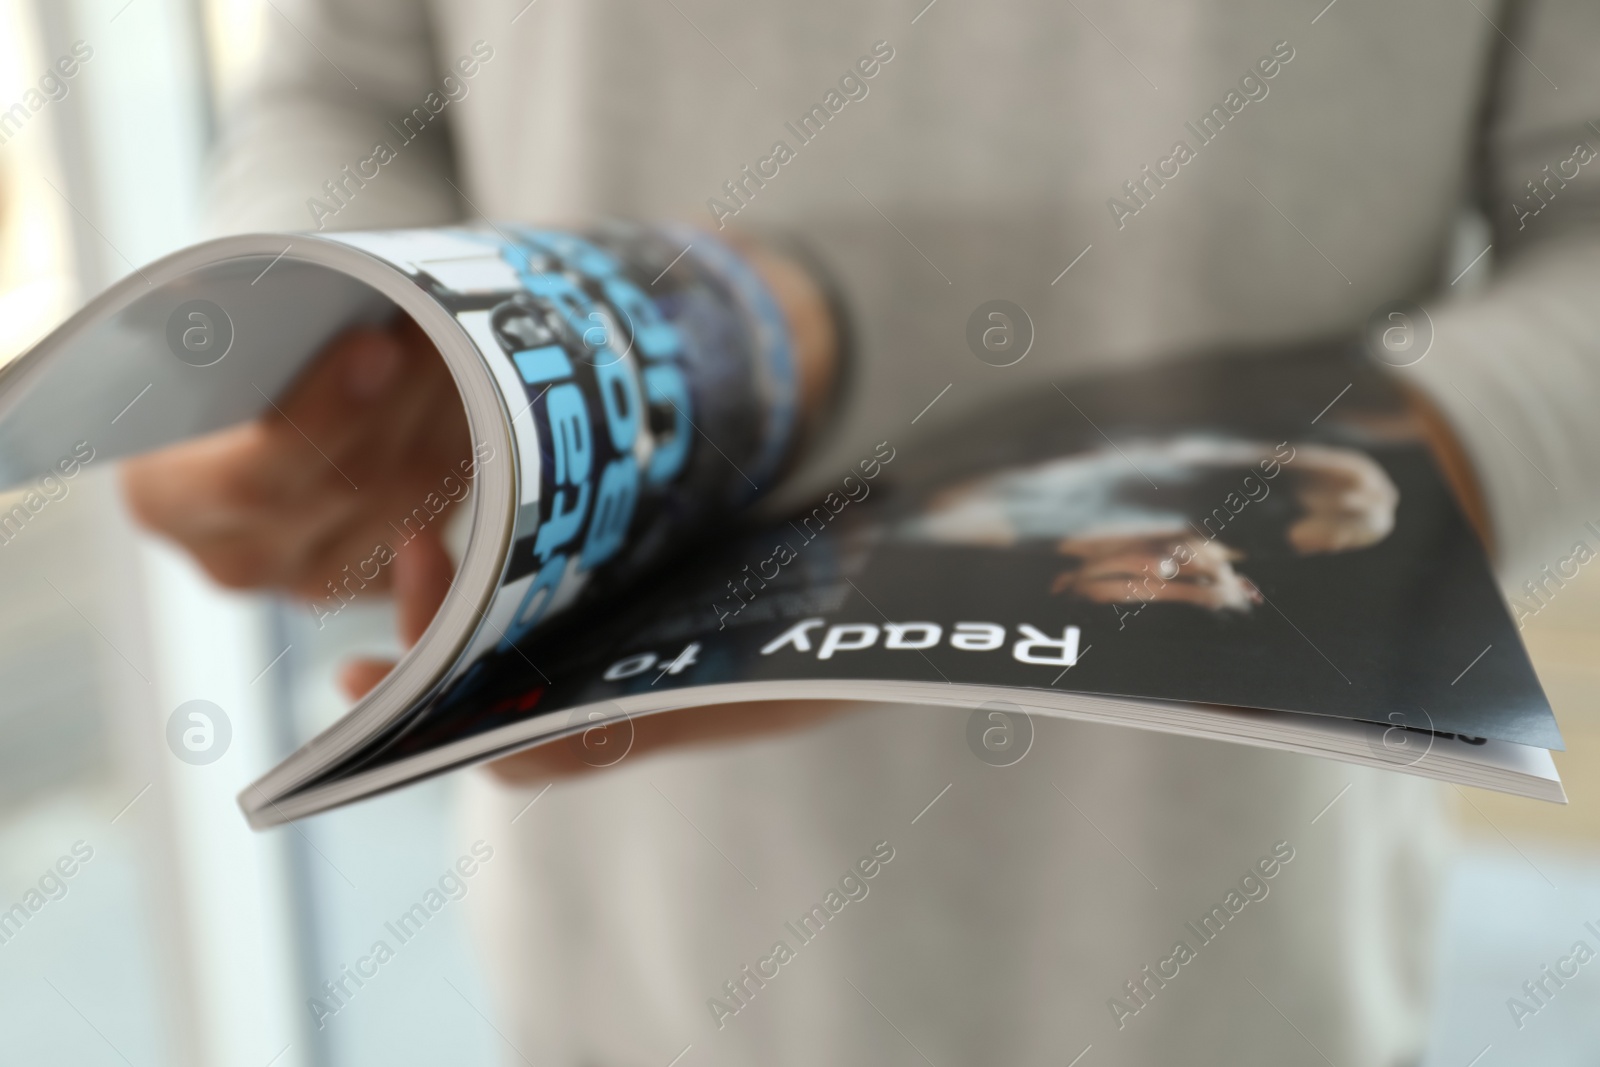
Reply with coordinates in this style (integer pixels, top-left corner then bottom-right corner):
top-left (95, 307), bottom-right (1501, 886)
top-left (289, 345), bottom-right (1561, 817)
top-left (235, 222), bottom-right (813, 807)
top-left (0, 220), bottom-right (812, 813)
top-left (323, 222), bottom-right (804, 649)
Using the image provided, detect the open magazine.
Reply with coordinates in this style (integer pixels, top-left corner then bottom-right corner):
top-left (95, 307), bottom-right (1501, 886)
top-left (0, 223), bottom-right (1564, 827)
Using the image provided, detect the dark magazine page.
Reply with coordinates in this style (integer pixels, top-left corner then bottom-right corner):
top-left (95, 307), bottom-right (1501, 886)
top-left (320, 344), bottom-right (1560, 787)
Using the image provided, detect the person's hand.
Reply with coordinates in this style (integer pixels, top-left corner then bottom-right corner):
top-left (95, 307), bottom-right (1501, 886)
top-left (123, 232), bottom-right (850, 778)
top-left (122, 314), bottom-right (470, 698)
top-left (1399, 380), bottom-right (1494, 556)
top-left (485, 700), bottom-right (854, 784)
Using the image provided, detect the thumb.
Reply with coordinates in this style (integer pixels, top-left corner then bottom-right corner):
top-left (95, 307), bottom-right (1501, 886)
top-left (339, 657), bottom-right (396, 701)
top-left (394, 526), bottom-right (456, 648)
top-left (336, 528), bottom-right (456, 702)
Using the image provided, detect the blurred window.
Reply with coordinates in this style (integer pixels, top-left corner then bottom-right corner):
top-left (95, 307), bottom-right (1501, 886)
top-left (0, 0), bottom-right (76, 366)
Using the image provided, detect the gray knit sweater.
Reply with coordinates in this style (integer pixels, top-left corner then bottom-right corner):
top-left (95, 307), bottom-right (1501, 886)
top-left (211, 1), bottom-right (1599, 1063)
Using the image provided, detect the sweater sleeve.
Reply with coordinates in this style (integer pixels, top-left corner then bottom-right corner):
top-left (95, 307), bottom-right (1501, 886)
top-left (1406, 0), bottom-right (1600, 583)
top-left (205, 0), bottom-right (460, 235)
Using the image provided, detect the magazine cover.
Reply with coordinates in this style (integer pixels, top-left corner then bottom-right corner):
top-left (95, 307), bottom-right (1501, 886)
top-left (288, 341), bottom-right (1561, 815)
top-left (0, 222), bottom-right (1561, 824)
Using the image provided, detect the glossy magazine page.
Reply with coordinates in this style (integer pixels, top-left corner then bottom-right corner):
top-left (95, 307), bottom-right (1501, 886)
top-left (0, 220), bottom-right (806, 806)
top-left (241, 221), bottom-right (808, 805)
top-left (280, 345), bottom-right (1560, 817)
top-left (322, 222), bottom-right (802, 664)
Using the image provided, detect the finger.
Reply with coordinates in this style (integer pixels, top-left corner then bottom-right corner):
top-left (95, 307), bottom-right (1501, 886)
top-left (366, 321), bottom-right (473, 492)
top-left (286, 509), bottom-right (414, 602)
top-left (339, 657), bottom-right (397, 702)
top-left (128, 470), bottom-right (365, 591)
top-left (285, 478), bottom-right (470, 603)
top-left (394, 527), bottom-right (457, 648)
top-left (124, 448), bottom-right (359, 591)
top-left (122, 318), bottom-right (467, 593)
top-left (120, 383), bottom-right (376, 561)
top-left (279, 321), bottom-right (466, 538)
top-left (260, 318), bottom-right (463, 500)
top-left (272, 324), bottom-right (405, 456)
top-left (314, 317), bottom-right (465, 486)
top-left (485, 701), bottom-right (856, 784)
top-left (122, 420), bottom-right (306, 539)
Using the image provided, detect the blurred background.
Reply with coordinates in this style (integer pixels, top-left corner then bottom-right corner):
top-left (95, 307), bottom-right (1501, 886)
top-left (0, 3), bottom-right (498, 1065)
top-left (0, 1), bottom-right (1595, 1064)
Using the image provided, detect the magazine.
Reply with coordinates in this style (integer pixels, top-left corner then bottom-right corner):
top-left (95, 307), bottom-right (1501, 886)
top-left (0, 223), bottom-right (1564, 827)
